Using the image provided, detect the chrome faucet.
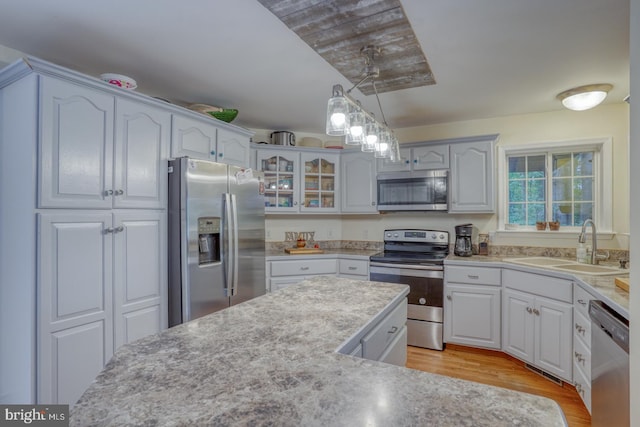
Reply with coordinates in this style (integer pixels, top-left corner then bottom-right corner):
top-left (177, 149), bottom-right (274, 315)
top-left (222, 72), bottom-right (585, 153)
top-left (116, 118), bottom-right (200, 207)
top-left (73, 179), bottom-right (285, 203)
top-left (578, 219), bottom-right (609, 264)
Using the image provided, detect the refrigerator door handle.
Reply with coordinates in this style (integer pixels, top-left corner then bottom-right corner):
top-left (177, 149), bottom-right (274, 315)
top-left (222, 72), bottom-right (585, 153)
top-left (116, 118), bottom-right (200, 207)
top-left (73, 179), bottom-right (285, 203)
top-left (231, 194), bottom-right (239, 297)
top-left (224, 193), bottom-right (234, 297)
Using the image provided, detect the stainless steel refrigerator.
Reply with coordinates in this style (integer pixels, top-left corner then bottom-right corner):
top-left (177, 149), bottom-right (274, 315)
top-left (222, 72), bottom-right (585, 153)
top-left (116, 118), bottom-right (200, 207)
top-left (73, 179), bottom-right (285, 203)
top-left (168, 157), bottom-right (265, 327)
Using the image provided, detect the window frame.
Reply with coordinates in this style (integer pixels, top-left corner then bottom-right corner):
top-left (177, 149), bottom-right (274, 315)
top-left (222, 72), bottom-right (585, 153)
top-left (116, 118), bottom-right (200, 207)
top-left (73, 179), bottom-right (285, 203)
top-left (497, 137), bottom-right (612, 233)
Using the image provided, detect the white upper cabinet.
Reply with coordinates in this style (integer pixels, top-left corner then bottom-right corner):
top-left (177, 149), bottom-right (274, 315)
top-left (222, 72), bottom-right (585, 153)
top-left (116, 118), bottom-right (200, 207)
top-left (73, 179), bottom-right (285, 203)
top-left (378, 144), bottom-right (449, 173)
top-left (217, 127), bottom-right (251, 167)
top-left (449, 138), bottom-right (496, 213)
top-left (114, 99), bottom-right (170, 209)
top-left (341, 150), bottom-right (377, 213)
top-left (39, 77), bottom-right (171, 210)
top-left (40, 76), bottom-right (114, 209)
top-left (412, 144), bottom-right (449, 170)
top-left (171, 114), bottom-right (251, 167)
top-left (171, 114), bottom-right (217, 160)
top-left (378, 147), bottom-right (411, 172)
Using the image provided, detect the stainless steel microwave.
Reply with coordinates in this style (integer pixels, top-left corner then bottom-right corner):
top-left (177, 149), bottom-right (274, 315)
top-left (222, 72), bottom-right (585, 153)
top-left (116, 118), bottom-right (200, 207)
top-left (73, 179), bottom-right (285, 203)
top-left (376, 170), bottom-right (448, 211)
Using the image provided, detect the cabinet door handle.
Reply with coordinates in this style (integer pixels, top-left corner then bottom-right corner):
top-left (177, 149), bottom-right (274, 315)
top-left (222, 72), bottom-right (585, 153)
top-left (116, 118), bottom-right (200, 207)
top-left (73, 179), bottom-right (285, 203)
top-left (575, 383), bottom-right (584, 395)
top-left (446, 295), bottom-right (452, 300)
top-left (371, 202), bottom-right (376, 206)
top-left (210, 150), bottom-right (216, 156)
top-left (533, 308), bottom-right (540, 316)
top-left (574, 351), bottom-right (585, 363)
top-left (103, 189), bottom-right (114, 196)
top-left (526, 307), bottom-right (533, 314)
top-left (577, 299), bottom-right (587, 306)
top-left (218, 152), bottom-right (223, 158)
top-left (467, 274), bottom-right (479, 279)
top-left (300, 266), bottom-right (309, 271)
top-left (114, 226), bottom-right (124, 233)
top-left (114, 189), bottom-right (124, 196)
top-left (104, 227), bottom-right (115, 234)
top-left (348, 266), bottom-right (357, 270)
top-left (388, 326), bottom-right (398, 334)
top-left (575, 323), bottom-right (585, 334)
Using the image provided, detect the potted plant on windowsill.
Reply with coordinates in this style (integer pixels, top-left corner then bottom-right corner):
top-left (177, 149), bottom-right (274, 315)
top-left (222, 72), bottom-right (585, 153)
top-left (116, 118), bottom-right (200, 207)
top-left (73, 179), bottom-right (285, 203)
top-left (548, 220), bottom-right (560, 231)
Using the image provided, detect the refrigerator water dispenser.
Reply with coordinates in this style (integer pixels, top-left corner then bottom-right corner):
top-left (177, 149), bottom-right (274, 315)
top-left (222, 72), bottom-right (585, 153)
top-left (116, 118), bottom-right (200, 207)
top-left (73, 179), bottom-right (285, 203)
top-left (198, 217), bottom-right (220, 265)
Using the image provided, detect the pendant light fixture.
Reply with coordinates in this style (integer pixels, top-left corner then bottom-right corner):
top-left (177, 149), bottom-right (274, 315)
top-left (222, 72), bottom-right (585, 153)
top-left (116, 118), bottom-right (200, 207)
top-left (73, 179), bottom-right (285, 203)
top-left (326, 46), bottom-right (400, 161)
top-left (556, 84), bottom-right (613, 111)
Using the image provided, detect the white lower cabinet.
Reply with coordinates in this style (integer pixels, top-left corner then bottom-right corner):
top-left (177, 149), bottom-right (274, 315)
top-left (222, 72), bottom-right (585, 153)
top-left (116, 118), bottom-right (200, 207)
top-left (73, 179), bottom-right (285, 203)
top-left (444, 265), bottom-right (502, 349)
top-left (502, 269), bottom-right (573, 382)
top-left (267, 255), bottom-right (370, 291)
top-left (38, 211), bottom-right (167, 405)
top-left (445, 284), bottom-right (501, 350)
top-left (573, 284), bottom-right (597, 413)
top-left (360, 298), bottom-right (408, 366)
top-left (337, 257), bottom-right (369, 280)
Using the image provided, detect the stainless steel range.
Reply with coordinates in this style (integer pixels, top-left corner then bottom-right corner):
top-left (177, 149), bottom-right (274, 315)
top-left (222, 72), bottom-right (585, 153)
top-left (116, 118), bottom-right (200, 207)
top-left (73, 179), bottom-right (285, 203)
top-left (369, 229), bottom-right (449, 351)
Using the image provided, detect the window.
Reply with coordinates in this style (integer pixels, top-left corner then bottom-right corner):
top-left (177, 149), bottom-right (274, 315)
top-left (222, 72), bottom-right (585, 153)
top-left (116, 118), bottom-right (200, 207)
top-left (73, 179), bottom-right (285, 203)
top-left (498, 138), bottom-right (612, 231)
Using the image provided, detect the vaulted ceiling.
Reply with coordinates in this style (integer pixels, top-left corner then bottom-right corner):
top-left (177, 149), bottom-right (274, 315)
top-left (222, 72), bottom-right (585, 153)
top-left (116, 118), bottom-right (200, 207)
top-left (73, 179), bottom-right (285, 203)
top-left (0, 0), bottom-right (630, 134)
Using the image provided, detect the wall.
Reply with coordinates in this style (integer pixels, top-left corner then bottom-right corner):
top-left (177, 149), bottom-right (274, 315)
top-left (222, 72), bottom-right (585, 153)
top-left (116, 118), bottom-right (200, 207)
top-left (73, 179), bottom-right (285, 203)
top-left (628, 0), bottom-right (638, 424)
top-left (265, 104), bottom-right (630, 251)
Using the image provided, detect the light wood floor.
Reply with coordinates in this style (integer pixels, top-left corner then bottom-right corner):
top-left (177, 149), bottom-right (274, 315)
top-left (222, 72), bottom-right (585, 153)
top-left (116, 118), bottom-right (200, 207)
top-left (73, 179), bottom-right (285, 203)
top-left (406, 344), bottom-right (591, 427)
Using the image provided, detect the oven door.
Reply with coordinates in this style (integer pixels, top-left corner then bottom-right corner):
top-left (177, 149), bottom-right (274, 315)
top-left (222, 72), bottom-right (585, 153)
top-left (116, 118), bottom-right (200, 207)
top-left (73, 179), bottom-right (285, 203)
top-left (369, 263), bottom-right (443, 322)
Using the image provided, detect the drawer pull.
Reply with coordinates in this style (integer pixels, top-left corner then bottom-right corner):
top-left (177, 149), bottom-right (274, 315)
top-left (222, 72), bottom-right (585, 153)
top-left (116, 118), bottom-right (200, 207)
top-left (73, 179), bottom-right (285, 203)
top-left (388, 326), bottom-right (398, 334)
top-left (577, 299), bottom-right (587, 306)
top-left (300, 266), bottom-right (310, 271)
top-left (348, 266), bottom-right (357, 270)
top-left (575, 323), bottom-right (585, 334)
top-left (575, 351), bottom-right (585, 364)
top-left (467, 274), bottom-right (479, 279)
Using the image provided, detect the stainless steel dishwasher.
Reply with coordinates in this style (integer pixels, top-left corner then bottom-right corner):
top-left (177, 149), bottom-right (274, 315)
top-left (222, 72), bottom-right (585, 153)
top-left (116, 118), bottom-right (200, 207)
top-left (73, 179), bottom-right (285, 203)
top-left (589, 300), bottom-right (629, 427)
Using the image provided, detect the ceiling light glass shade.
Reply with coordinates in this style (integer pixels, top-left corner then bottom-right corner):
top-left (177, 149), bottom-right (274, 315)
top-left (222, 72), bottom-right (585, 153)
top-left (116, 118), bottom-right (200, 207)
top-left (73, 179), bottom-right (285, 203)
top-left (374, 130), bottom-right (391, 158)
top-left (326, 85), bottom-right (350, 136)
top-left (361, 120), bottom-right (378, 152)
top-left (389, 135), bottom-right (401, 162)
top-left (345, 106), bottom-right (365, 145)
top-left (557, 84), bottom-right (613, 111)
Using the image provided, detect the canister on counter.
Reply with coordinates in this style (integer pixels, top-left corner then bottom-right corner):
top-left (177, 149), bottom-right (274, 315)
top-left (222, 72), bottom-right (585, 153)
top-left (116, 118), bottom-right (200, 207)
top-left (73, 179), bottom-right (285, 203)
top-left (478, 234), bottom-right (489, 255)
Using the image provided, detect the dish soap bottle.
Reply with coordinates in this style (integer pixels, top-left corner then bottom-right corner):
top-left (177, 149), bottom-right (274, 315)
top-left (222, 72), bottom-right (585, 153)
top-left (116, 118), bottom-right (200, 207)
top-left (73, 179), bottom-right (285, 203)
top-left (576, 242), bottom-right (587, 263)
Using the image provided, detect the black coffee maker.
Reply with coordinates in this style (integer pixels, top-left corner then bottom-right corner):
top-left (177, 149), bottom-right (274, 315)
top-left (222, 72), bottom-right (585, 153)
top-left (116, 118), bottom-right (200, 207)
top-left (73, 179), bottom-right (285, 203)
top-left (454, 224), bottom-right (473, 257)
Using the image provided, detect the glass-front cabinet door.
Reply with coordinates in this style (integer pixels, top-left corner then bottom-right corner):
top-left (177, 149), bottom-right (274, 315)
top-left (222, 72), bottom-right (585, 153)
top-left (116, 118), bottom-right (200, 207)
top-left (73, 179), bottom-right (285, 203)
top-left (300, 152), bottom-right (339, 212)
top-left (256, 150), bottom-right (299, 212)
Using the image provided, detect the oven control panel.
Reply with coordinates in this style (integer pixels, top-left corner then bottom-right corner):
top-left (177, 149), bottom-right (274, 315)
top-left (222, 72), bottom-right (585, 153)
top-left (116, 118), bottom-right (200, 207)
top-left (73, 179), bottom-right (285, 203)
top-left (384, 229), bottom-right (449, 244)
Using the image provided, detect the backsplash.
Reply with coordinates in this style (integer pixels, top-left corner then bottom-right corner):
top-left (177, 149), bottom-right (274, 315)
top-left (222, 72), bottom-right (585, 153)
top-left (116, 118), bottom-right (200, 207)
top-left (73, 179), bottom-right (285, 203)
top-left (267, 240), bottom-right (629, 263)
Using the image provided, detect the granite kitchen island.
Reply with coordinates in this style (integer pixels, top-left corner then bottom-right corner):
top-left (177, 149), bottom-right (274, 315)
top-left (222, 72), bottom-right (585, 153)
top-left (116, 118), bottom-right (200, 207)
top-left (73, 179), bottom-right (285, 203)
top-left (71, 276), bottom-right (566, 426)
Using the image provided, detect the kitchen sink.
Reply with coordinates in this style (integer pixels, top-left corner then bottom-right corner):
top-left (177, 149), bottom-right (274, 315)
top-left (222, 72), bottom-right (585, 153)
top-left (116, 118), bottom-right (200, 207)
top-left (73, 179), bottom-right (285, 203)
top-left (503, 257), bottom-right (625, 276)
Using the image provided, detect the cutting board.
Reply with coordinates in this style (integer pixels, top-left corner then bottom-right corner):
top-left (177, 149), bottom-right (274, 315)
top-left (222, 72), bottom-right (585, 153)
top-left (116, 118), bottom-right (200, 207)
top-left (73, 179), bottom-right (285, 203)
top-left (284, 247), bottom-right (324, 254)
top-left (615, 277), bottom-right (630, 292)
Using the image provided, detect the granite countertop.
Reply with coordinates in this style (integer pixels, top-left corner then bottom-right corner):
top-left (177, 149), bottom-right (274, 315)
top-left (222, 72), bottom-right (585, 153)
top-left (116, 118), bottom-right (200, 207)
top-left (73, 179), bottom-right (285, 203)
top-left (70, 276), bottom-right (566, 427)
top-left (445, 255), bottom-right (629, 319)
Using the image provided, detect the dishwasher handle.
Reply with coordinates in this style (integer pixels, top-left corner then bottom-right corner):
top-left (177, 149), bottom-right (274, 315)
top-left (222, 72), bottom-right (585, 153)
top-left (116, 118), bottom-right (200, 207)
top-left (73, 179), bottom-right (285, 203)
top-left (589, 300), bottom-right (629, 354)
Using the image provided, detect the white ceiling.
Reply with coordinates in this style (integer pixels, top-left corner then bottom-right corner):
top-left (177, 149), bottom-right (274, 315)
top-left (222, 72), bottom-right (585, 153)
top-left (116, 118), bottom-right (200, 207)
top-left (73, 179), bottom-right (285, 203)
top-left (0, 0), bottom-right (630, 135)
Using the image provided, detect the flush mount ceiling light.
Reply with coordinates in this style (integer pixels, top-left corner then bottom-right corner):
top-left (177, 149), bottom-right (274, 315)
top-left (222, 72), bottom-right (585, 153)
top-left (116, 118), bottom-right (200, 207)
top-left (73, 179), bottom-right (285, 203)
top-left (326, 46), bottom-right (400, 161)
top-left (556, 84), bottom-right (613, 111)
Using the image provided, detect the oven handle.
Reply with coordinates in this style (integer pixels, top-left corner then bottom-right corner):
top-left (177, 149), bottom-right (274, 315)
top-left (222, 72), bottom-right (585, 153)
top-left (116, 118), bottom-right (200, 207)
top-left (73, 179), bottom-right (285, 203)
top-left (369, 263), bottom-right (443, 278)
top-left (370, 262), bottom-right (444, 271)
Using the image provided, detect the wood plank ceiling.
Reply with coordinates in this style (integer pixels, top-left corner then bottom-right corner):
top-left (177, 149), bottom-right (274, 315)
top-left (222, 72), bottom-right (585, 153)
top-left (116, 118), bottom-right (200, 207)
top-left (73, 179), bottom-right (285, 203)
top-left (257, 0), bottom-right (436, 95)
